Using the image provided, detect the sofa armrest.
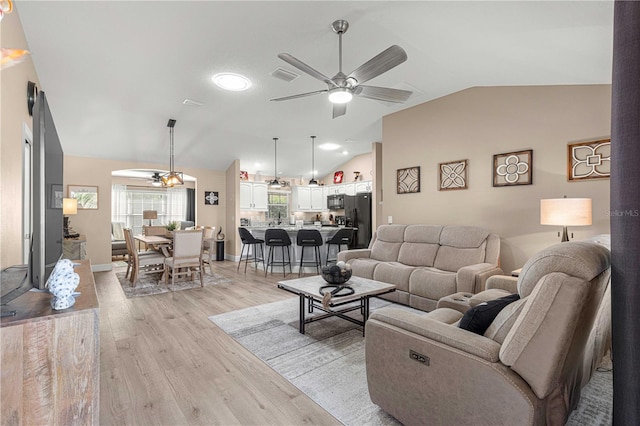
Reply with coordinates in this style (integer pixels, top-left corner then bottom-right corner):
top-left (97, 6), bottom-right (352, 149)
top-left (337, 249), bottom-right (371, 263)
top-left (456, 263), bottom-right (505, 294)
top-left (486, 275), bottom-right (519, 294)
top-left (368, 307), bottom-right (501, 362)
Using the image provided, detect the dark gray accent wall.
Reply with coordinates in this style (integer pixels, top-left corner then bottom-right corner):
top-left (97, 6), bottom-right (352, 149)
top-left (611, 1), bottom-right (640, 423)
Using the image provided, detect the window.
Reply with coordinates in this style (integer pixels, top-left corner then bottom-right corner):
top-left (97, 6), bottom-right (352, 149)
top-left (112, 185), bottom-right (187, 235)
top-left (267, 192), bottom-right (289, 222)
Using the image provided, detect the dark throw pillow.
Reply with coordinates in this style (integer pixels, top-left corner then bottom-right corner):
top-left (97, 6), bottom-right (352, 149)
top-left (459, 293), bottom-right (521, 335)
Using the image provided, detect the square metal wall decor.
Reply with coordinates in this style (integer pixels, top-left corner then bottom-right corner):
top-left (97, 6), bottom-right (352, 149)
top-left (204, 191), bottom-right (219, 205)
top-left (439, 159), bottom-right (468, 191)
top-left (397, 166), bottom-right (421, 194)
top-left (568, 138), bottom-right (611, 181)
top-left (492, 150), bottom-right (533, 187)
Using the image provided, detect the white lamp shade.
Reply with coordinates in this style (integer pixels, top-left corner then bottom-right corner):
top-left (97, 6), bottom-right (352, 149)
top-left (62, 198), bottom-right (77, 215)
top-left (540, 198), bottom-right (592, 226)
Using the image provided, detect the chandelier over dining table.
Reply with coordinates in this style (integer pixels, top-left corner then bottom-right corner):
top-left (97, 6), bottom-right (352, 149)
top-left (162, 118), bottom-right (184, 187)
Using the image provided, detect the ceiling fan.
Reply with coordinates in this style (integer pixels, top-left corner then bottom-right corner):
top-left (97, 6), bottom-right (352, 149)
top-left (148, 172), bottom-right (163, 186)
top-left (270, 19), bottom-right (412, 119)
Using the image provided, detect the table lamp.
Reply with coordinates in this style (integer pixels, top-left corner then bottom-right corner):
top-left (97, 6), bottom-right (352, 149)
top-left (63, 198), bottom-right (78, 237)
top-left (540, 197), bottom-right (592, 242)
top-left (143, 210), bottom-right (158, 226)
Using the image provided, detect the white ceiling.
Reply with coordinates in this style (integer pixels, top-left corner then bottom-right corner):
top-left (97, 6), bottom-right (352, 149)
top-left (16, 1), bottom-right (614, 182)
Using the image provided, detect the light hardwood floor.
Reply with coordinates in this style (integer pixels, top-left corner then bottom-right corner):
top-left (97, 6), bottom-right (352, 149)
top-left (98, 260), bottom-right (340, 425)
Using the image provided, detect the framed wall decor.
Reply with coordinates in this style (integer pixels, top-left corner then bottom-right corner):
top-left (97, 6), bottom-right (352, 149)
top-left (492, 150), bottom-right (533, 187)
top-left (397, 166), bottom-right (420, 194)
top-left (239, 170), bottom-right (249, 181)
top-left (204, 191), bottom-right (219, 205)
top-left (439, 159), bottom-right (468, 191)
top-left (50, 184), bottom-right (64, 209)
top-left (333, 171), bottom-right (344, 184)
top-left (68, 185), bottom-right (99, 209)
top-left (567, 138), bottom-right (611, 181)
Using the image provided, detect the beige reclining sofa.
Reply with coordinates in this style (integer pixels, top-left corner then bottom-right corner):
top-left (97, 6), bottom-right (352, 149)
top-left (365, 241), bottom-right (611, 425)
top-left (337, 224), bottom-right (503, 311)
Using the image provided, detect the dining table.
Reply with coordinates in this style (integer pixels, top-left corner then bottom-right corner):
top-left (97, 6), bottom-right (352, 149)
top-left (134, 234), bottom-right (172, 257)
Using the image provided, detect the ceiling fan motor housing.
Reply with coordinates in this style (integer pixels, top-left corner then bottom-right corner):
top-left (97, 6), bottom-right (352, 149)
top-left (331, 20), bottom-right (349, 34)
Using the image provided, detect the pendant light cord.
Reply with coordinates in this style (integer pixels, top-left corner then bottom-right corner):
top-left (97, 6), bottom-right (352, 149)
top-left (169, 126), bottom-right (174, 172)
top-left (273, 137), bottom-right (278, 181)
top-left (311, 136), bottom-right (316, 181)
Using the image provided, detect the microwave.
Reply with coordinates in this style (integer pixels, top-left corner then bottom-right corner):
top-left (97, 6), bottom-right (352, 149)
top-left (327, 194), bottom-right (345, 210)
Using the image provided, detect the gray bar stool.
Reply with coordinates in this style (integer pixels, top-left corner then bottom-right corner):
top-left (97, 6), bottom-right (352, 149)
top-left (325, 228), bottom-right (354, 265)
top-left (264, 228), bottom-right (292, 277)
top-left (296, 229), bottom-right (323, 277)
top-left (237, 227), bottom-right (264, 273)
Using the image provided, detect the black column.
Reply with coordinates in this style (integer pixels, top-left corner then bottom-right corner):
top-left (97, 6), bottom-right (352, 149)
top-left (611, 1), bottom-right (640, 424)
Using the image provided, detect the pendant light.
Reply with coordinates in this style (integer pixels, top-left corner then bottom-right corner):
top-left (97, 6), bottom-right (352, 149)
top-left (269, 137), bottom-right (281, 188)
top-left (308, 135), bottom-right (318, 186)
top-left (161, 119), bottom-right (184, 188)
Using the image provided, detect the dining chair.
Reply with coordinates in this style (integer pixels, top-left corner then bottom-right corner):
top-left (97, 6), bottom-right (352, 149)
top-left (123, 228), bottom-right (165, 287)
top-left (201, 226), bottom-right (216, 275)
top-left (163, 229), bottom-right (205, 288)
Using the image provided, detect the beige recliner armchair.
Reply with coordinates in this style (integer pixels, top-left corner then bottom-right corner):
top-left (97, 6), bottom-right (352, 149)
top-left (365, 241), bottom-right (611, 426)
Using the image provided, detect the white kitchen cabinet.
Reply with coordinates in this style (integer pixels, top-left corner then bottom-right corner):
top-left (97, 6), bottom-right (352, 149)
top-left (343, 183), bottom-right (356, 196)
top-left (291, 186), bottom-right (312, 211)
top-left (326, 185), bottom-right (341, 195)
top-left (240, 182), bottom-right (268, 211)
top-left (355, 180), bottom-right (372, 193)
top-left (292, 186), bottom-right (325, 211)
top-left (322, 186), bottom-right (330, 210)
top-left (310, 187), bottom-right (324, 211)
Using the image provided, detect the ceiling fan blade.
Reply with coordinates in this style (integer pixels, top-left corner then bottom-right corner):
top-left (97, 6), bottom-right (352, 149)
top-left (278, 53), bottom-right (338, 88)
top-left (332, 103), bottom-right (347, 119)
top-left (270, 89), bottom-right (327, 102)
top-left (355, 85), bottom-right (412, 103)
top-left (347, 45), bottom-right (407, 85)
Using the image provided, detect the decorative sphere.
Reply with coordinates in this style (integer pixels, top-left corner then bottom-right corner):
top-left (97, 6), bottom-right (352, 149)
top-left (321, 265), bottom-right (352, 285)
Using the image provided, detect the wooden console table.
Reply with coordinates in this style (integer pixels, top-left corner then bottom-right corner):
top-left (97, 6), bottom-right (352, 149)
top-left (0, 260), bottom-right (99, 425)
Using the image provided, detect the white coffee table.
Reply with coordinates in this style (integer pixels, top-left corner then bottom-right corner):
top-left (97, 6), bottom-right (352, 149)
top-left (278, 275), bottom-right (396, 335)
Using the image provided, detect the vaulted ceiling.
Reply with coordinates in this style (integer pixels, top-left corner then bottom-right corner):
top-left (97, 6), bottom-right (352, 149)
top-left (17, 1), bottom-right (613, 181)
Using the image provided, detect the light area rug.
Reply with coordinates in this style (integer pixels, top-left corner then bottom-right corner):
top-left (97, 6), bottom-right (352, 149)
top-left (209, 298), bottom-right (613, 426)
top-left (116, 270), bottom-right (231, 298)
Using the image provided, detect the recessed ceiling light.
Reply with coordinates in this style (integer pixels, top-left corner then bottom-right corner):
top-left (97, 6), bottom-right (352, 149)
top-left (342, 150), bottom-right (349, 155)
top-left (319, 143), bottom-right (340, 151)
top-left (212, 73), bottom-right (252, 91)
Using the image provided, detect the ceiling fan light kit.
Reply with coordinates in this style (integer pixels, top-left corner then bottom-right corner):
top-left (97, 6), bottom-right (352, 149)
top-left (328, 88), bottom-right (353, 104)
top-left (271, 19), bottom-right (412, 118)
top-left (161, 118), bottom-right (184, 188)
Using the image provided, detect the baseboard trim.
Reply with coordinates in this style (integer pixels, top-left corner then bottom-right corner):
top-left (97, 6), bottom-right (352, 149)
top-left (91, 263), bottom-right (112, 272)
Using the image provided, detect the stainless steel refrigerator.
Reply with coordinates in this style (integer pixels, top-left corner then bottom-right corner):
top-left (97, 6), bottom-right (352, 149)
top-left (344, 193), bottom-right (372, 249)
